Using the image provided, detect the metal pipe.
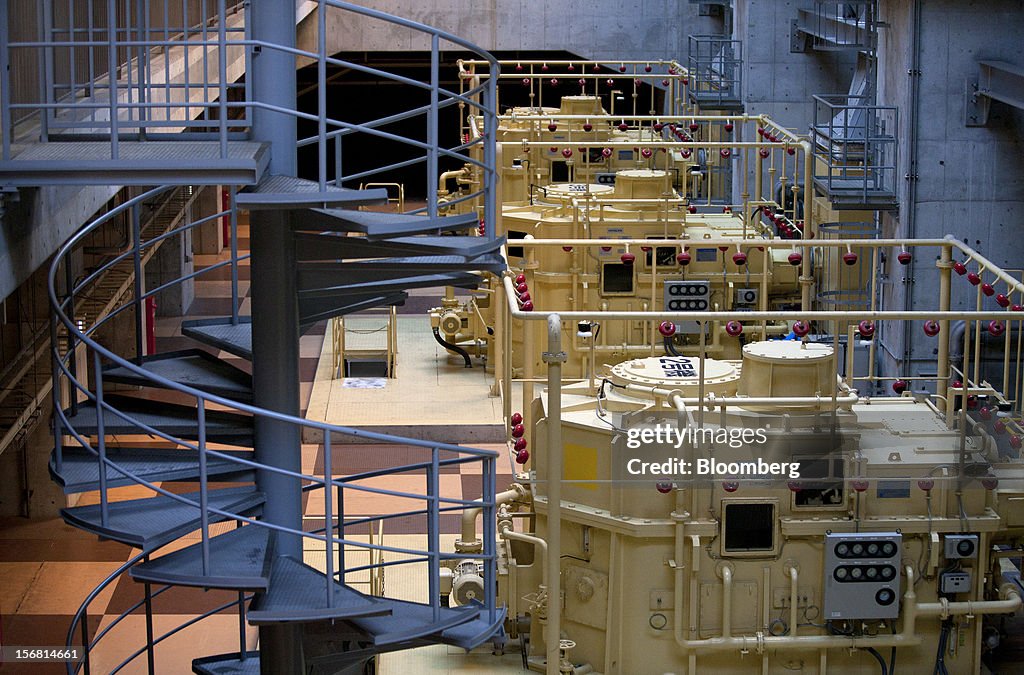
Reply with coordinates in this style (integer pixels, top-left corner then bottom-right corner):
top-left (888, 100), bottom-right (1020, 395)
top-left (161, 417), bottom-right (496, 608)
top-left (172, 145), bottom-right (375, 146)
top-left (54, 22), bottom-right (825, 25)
top-left (721, 565), bottom-right (733, 639)
top-left (459, 486), bottom-right (524, 552)
top-left (789, 566), bottom-right (799, 638)
top-left (544, 313), bottom-right (565, 675)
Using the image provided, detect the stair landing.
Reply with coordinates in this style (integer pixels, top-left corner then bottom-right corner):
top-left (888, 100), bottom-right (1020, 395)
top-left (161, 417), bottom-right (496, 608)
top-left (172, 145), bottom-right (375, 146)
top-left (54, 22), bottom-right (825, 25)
top-left (0, 140), bottom-right (270, 186)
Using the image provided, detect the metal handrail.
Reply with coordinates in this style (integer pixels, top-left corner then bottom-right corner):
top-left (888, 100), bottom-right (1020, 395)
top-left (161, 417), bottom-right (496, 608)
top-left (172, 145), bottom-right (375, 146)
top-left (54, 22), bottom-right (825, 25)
top-left (34, 1), bottom-right (502, 671)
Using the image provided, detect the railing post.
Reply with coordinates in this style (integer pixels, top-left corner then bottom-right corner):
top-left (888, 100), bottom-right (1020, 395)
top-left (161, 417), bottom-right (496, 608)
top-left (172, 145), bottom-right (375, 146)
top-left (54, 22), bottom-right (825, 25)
top-left (323, 430), bottom-right (334, 606)
top-left (217, 0), bottom-right (228, 157)
top-left (92, 351), bottom-right (108, 527)
top-left (40, 0), bottom-right (54, 141)
top-left (0, 0), bottom-right (10, 160)
top-left (237, 590), bottom-right (247, 660)
top-left (317, 0), bottom-right (327, 191)
top-left (106, 0), bottom-right (118, 159)
top-left (142, 557), bottom-right (155, 675)
top-left (132, 202), bottom-right (144, 359)
top-left (198, 399), bottom-right (210, 575)
top-left (483, 63), bottom-right (498, 241)
top-left (336, 479), bottom-right (345, 573)
top-left (428, 446), bottom-right (440, 621)
top-left (482, 455), bottom-right (497, 623)
top-left (427, 33), bottom-right (439, 219)
top-left (333, 134), bottom-right (342, 186)
top-left (229, 186), bottom-right (239, 324)
top-left (65, 260), bottom-right (78, 415)
top-left (80, 614), bottom-right (91, 675)
top-left (50, 312), bottom-right (63, 473)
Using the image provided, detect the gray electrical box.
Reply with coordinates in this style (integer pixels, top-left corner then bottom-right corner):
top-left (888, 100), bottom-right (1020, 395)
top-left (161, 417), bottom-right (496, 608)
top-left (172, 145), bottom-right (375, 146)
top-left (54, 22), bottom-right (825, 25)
top-left (944, 534), bottom-right (979, 560)
top-left (940, 571), bottom-right (972, 594)
top-left (823, 532), bottom-right (902, 619)
top-left (734, 287), bottom-right (759, 306)
top-left (664, 280), bottom-right (709, 334)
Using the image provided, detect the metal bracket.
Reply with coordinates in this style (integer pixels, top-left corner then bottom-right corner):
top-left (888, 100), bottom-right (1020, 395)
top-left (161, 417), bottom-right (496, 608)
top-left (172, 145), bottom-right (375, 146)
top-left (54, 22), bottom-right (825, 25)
top-left (790, 20), bottom-right (808, 53)
top-left (542, 350), bottom-right (568, 364)
top-left (965, 61), bottom-right (1024, 127)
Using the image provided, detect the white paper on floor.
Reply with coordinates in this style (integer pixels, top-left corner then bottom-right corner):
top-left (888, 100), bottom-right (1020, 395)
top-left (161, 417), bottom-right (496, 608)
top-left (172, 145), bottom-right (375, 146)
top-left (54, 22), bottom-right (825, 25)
top-left (341, 377), bottom-right (387, 389)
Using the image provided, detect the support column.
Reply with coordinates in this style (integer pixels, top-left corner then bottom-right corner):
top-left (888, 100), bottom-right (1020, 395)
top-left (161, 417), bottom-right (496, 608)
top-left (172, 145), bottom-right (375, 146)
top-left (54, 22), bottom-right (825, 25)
top-left (249, 2), bottom-right (301, 672)
top-left (192, 186), bottom-right (224, 255)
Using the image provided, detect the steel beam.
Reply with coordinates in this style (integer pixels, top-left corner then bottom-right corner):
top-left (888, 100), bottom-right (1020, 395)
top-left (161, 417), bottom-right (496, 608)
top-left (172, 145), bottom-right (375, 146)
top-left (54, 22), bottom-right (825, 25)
top-left (966, 60), bottom-right (1024, 127)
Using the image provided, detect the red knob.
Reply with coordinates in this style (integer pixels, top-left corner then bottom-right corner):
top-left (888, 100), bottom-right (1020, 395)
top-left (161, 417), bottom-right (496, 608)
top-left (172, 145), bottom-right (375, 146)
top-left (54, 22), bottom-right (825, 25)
top-left (656, 482), bottom-right (673, 494)
top-left (668, 67), bottom-right (677, 75)
top-left (952, 380), bottom-right (963, 389)
top-left (917, 479), bottom-right (934, 491)
top-left (757, 127), bottom-right (766, 137)
top-left (661, 78), bottom-right (670, 86)
top-left (618, 64), bottom-right (627, 73)
top-left (687, 203), bottom-right (697, 213)
top-left (995, 420), bottom-right (1007, 435)
top-left (758, 148), bottom-right (770, 159)
top-left (516, 449), bottom-right (530, 464)
top-left (563, 246), bottom-right (573, 252)
top-left (967, 395), bottom-right (979, 409)
top-left (549, 146), bottom-right (558, 153)
top-left (561, 148), bottom-right (573, 158)
top-left (516, 282), bottom-right (528, 294)
top-left (897, 251), bottom-right (912, 265)
top-left (720, 148), bottom-right (731, 159)
top-left (601, 246), bottom-right (612, 252)
top-left (514, 437), bottom-right (527, 451)
top-left (725, 321), bottom-right (743, 337)
top-left (510, 412), bottom-right (523, 425)
top-left (982, 283), bottom-right (995, 297)
top-left (953, 261), bottom-right (967, 275)
top-left (852, 479), bottom-right (869, 493)
top-left (980, 407), bottom-right (993, 421)
top-left (644, 64), bottom-right (653, 73)
top-left (1014, 304), bottom-right (1024, 312)
top-left (522, 78), bottom-right (531, 86)
top-left (892, 379), bottom-right (908, 394)
top-left (732, 251), bottom-right (747, 266)
top-left (641, 246), bottom-right (652, 252)
top-left (583, 122), bottom-right (593, 132)
top-left (996, 293), bottom-right (1011, 307)
top-left (858, 320), bottom-right (875, 339)
top-left (724, 122), bottom-right (734, 133)
top-left (989, 320), bottom-right (1006, 336)
top-left (511, 424), bottom-right (525, 438)
top-left (602, 148), bottom-right (613, 158)
top-left (621, 252), bottom-right (636, 265)
top-left (515, 273), bottom-right (527, 284)
top-left (967, 272), bottom-right (981, 285)
top-left (521, 300), bottom-right (534, 312)
top-left (641, 148), bottom-right (653, 158)
top-left (786, 147), bottom-right (796, 156)
top-left (653, 122), bottom-right (664, 132)
top-left (515, 64), bottom-right (523, 72)
top-left (606, 78), bottom-right (614, 87)
top-left (722, 481), bottom-right (739, 493)
top-left (982, 476), bottom-right (999, 490)
top-left (681, 77), bottom-right (689, 85)
top-left (681, 149), bottom-right (692, 158)
top-left (548, 123), bottom-right (557, 132)
top-left (518, 292), bottom-right (531, 302)
top-left (676, 251), bottom-right (692, 266)
top-left (792, 321), bottom-right (810, 337)
top-left (842, 252), bottom-right (858, 266)
top-left (788, 252), bottom-right (803, 266)
top-left (923, 320), bottom-right (940, 337)
top-left (1011, 435), bottom-right (1022, 450)
top-left (550, 78), bottom-right (559, 87)
top-left (689, 122), bottom-right (699, 132)
top-left (659, 321), bottom-right (677, 337)
top-left (578, 78), bottom-right (586, 87)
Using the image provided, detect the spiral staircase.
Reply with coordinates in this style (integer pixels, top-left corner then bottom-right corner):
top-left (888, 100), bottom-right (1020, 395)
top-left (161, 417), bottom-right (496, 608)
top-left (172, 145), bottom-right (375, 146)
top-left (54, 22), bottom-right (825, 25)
top-left (0, 1), bottom-right (506, 672)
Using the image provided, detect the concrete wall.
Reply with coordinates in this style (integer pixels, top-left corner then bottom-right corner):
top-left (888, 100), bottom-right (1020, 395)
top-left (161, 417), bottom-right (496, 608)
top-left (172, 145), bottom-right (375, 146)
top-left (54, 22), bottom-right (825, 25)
top-left (733, 0), bottom-right (857, 131)
top-left (876, 0), bottom-right (1024, 379)
top-left (299, 0), bottom-right (723, 62)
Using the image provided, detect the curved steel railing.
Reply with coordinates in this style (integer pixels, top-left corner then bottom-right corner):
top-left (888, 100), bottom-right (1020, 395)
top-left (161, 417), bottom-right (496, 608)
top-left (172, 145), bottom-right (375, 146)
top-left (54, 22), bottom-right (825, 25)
top-left (39, 2), bottom-right (503, 673)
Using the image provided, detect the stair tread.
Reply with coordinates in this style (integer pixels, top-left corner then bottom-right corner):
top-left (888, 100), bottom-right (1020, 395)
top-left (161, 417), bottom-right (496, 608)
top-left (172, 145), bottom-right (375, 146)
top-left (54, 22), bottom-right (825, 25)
top-left (295, 232), bottom-right (505, 261)
top-left (181, 318), bottom-right (253, 360)
top-left (299, 252), bottom-right (506, 270)
top-left (438, 604), bottom-right (508, 650)
top-left (62, 394), bottom-right (253, 442)
top-left (300, 208), bottom-right (476, 238)
top-left (131, 524), bottom-right (273, 590)
top-left (343, 597), bottom-right (479, 647)
top-left (237, 175), bottom-right (388, 209)
top-left (104, 349), bottom-right (252, 401)
top-left (192, 652), bottom-right (260, 675)
top-left (298, 271), bottom-right (480, 298)
top-left (61, 486), bottom-right (265, 550)
top-left (50, 446), bottom-right (253, 493)
top-left (247, 556), bottom-right (391, 624)
top-left (299, 292), bottom-right (408, 327)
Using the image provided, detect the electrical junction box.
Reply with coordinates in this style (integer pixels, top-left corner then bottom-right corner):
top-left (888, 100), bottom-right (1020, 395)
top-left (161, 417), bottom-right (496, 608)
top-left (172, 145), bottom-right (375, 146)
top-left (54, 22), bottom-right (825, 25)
top-left (944, 534), bottom-right (979, 559)
top-left (823, 532), bottom-right (902, 620)
top-left (735, 287), bottom-right (759, 306)
top-left (664, 280), bottom-right (709, 334)
top-left (940, 571), bottom-right (972, 594)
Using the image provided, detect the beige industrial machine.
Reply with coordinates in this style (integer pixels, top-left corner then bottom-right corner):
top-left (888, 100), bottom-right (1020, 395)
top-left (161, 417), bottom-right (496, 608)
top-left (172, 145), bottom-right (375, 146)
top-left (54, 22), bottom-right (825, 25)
top-left (433, 60), bottom-right (1024, 675)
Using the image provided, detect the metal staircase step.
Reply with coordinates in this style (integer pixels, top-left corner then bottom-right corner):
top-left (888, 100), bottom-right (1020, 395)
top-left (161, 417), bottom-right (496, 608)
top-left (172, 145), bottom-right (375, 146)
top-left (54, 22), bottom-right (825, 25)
top-left (103, 350), bottom-right (253, 401)
top-left (192, 652), bottom-right (260, 675)
top-left (49, 446), bottom-right (254, 494)
top-left (296, 254), bottom-right (505, 289)
top-left (131, 524), bottom-right (274, 590)
top-left (181, 317), bottom-right (253, 360)
top-left (299, 292), bottom-right (408, 327)
top-left (62, 394), bottom-right (253, 444)
top-left (295, 232), bottom-right (505, 261)
top-left (61, 486), bottom-right (265, 551)
top-left (298, 272), bottom-right (481, 298)
top-left (0, 141), bottom-right (270, 186)
top-left (341, 597), bottom-right (480, 648)
top-left (236, 175), bottom-right (388, 210)
top-left (438, 603), bottom-right (508, 650)
top-left (247, 556), bottom-right (391, 624)
top-left (296, 209), bottom-right (477, 238)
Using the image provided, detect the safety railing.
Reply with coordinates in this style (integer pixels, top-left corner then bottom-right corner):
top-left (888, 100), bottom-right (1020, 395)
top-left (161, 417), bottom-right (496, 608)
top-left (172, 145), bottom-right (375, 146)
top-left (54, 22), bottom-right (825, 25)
top-left (811, 94), bottom-right (898, 208)
top-left (686, 35), bottom-right (742, 110)
top-left (51, 186), bottom-right (500, 674)
top-left (2, 0), bottom-right (499, 233)
top-left (795, 1), bottom-right (879, 52)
